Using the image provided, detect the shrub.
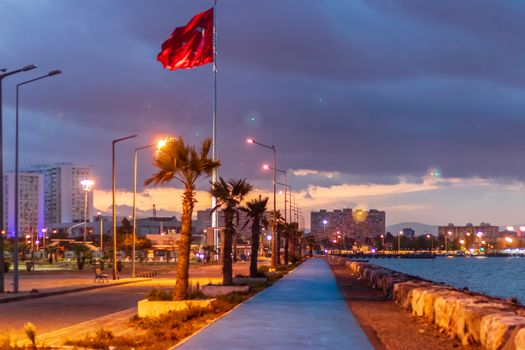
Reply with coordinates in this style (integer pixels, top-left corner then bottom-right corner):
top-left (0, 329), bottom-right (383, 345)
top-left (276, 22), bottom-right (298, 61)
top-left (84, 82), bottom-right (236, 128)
top-left (148, 288), bottom-right (172, 301)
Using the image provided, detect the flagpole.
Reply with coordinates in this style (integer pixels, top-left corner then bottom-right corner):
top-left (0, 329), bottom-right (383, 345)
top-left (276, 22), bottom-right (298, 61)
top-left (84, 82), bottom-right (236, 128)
top-left (211, 0), bottom-right (219, 256)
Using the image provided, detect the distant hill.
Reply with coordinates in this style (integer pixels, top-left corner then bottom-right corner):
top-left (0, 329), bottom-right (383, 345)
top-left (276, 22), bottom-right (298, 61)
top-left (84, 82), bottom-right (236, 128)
top-left (386, 222), bottom-right (438, 236)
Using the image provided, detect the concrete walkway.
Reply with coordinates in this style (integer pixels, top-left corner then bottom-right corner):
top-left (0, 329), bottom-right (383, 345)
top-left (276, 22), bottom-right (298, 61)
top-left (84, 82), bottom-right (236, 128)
top-left (175, 258), bottom-right (373, 350)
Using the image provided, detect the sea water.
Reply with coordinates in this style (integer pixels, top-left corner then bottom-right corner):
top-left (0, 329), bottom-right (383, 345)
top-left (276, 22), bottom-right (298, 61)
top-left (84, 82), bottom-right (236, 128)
top-left (371, 256), bottom-right (525, 303)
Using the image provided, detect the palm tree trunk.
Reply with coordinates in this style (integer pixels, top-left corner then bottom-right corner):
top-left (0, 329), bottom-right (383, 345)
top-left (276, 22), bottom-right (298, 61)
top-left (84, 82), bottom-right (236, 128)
top-left (250, 217), bottom-right (260, 277)
top-left (233, 231), bottom-right (238, 263)
top-left (222, 209), bottom-right (234, 285)
top-left (173, 186), bottom-right (194, 300)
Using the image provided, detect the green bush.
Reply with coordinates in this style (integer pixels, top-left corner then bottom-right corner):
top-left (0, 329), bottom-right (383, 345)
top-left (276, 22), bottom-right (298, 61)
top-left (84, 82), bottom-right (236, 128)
top-left (148, 289), bottom-right (172, 301)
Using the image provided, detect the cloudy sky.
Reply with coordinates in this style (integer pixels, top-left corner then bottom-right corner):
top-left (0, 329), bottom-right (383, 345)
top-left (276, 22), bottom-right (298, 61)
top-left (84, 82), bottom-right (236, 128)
top-left (2, 0), bottom-right (525, 229)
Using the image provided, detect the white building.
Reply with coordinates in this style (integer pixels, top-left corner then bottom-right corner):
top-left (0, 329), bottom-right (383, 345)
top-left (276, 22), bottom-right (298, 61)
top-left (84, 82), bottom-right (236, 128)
top-left (3, 172), bottom-right (45, 237)
top-left (29, 163), bottom-right (94, 225)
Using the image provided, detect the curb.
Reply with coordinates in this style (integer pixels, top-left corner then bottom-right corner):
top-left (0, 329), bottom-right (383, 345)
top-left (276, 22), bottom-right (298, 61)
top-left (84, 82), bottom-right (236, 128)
top-left (0, 278), bottom-right (152, 304)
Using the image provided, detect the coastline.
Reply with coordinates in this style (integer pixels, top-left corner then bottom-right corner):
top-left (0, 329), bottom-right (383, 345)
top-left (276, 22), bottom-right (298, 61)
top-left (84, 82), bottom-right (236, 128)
top-left (328, 255), bottom-right (525, 349)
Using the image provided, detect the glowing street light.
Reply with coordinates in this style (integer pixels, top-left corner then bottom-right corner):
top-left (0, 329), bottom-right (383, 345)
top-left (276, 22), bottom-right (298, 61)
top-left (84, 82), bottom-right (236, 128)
top-left (426, 234), bottom-right (433, 252)
top-left (80, 179), bottom-right (94, 243)
top-left (132, 139), bottom-right (167, 278)
top-left (263, 164), bottom-right (288, 224)
top-left (247, 137), bottom-right (278, 267)
top-left (445, 231), bottom-right (452, 253)
top-left (398, 230), bottom-right (403, 253)
top-left (41, 228), bottom-right (48, 249)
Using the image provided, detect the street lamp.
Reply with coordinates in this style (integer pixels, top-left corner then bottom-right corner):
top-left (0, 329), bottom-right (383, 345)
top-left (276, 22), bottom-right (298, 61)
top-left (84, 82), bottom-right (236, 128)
top-left (13, 68), bottom-right (60, 293)
top-left (426, 234), bottom-right (433, 252)
top-left (246, 138), bottom-right (278, 268)
top-left (263, 164), bottom-right (287, 224)
top-left (41, 228), bottom-right (47, 249)
top-left (445, 231), bottom-right (452, 253)
top-left (131, 139), bottom-right (166, 278)
top-left (398, 230), bottom-right (403, 254)
top-left (112, 134), bottom-right (138, 280)
top-left (380, 234), bottom-right (384, 252)
top-left (0, 65), bottom-right (37, 293)
top-left (97, 212), bottom-right (104, 253)
top-left (80, 179), bottom-right (94, 243)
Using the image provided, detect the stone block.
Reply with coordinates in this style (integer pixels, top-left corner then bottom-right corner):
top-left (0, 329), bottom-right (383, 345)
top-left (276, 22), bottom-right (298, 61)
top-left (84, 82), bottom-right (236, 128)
top-left (480, 313), bottom-right (525, 350)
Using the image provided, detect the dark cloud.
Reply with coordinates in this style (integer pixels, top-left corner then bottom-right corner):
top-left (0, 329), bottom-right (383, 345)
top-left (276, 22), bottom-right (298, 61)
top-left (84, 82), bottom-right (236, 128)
top-left (2, 0), bottom-right (525, 194)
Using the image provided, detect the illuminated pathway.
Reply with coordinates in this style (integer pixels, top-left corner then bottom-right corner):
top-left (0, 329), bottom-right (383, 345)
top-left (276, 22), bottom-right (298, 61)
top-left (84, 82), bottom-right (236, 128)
top-left (175, 258), bottom-right (373, 350)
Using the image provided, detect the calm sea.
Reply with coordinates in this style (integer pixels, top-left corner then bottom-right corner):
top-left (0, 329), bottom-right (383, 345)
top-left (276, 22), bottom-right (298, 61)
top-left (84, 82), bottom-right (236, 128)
top-left (371, 256), bottom-right (525, 303)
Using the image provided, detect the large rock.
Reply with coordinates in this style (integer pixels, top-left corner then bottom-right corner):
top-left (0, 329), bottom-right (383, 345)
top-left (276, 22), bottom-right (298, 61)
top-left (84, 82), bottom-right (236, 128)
top-left (480, 313), bottom-right (525, 350)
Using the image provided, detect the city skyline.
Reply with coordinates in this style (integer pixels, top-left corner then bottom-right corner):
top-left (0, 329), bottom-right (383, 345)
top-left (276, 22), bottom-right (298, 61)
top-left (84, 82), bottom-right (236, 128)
top-left (3, 1), bottom-right (525, 227)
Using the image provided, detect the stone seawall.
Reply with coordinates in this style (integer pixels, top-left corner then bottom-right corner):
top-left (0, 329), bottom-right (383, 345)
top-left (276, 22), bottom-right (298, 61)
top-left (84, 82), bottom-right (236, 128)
top-left (329, 256), bottom-right (525, 350)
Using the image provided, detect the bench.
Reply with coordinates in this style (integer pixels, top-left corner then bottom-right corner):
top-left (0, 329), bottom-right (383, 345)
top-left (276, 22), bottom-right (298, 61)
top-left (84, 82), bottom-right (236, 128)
top-left (94, 268), bottom-right (109, 283)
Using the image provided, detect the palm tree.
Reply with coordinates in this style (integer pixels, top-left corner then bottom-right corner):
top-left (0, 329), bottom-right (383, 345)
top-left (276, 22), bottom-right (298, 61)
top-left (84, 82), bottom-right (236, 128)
top-left (240, 195), bottom-right (268, 277)
top-left (269, 210), bottom-right (285, 266)
top-left (210, 177), bottom-right (253, 285)
top-left (145, 137), bottom-right (220, 300)
top-left (283, 222), bottom-right (298, 265)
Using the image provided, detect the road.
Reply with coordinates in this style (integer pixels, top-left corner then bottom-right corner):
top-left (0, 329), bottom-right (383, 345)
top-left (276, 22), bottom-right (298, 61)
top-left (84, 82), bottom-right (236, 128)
top-left (0, 261), bottom-right (254, 338)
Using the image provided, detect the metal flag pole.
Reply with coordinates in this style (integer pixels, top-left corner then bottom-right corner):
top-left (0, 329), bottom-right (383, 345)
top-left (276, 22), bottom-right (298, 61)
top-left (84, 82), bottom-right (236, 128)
top-left (211, 0), bottom-right (220, 257)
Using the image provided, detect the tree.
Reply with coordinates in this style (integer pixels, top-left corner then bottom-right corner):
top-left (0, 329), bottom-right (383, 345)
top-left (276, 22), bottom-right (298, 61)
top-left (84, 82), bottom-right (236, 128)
top-left (145, 137), bottom-right (220, 300)
top-left (71, 244), bottom-right (90, 270)
top-left (283, 222), bottom-right (299, 265)
top-left (201, 244), bottom-right (216, 263)
top-left (268, 210), bottom-right (285, 265)
top-left (240, 195), bottom-right (268, 277)
top-left (210, 177), bottom-right (253, 285)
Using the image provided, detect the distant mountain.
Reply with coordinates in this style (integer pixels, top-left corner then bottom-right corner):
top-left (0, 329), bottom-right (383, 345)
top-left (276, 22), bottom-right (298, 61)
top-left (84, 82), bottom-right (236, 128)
top-left (386, 222), bottom-right (438, 236)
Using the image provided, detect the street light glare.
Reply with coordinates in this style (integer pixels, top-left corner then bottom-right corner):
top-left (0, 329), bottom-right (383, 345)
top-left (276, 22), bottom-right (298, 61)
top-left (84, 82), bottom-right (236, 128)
top-left (262, 164), bottom-right (270, 170)
top-left (157, 138), bottom-right (168, 150)
top-left (80, 179), bottom-right (94, 188)
top-left (246, 138), bottom-right (254, 144)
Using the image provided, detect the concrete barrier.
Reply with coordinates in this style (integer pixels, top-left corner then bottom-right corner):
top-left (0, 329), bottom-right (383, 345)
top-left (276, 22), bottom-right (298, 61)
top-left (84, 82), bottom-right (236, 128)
top-left (331, 256), bottom-right (525, 350)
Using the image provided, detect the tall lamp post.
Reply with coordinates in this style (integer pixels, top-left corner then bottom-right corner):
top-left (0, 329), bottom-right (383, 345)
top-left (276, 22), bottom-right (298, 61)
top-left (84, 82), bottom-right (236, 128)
top-left (13, 69), bottom-right (61, 293)
top-left (263, 164), bottom-right (287, 223)
top-left (112, 134), bottom-right (138, 280)
top-left (97, 212), bottom-right (104, 253)
top-left (131, 139), bottom-right (166, 278)
top-left (246, 138), bottom-right (278, 268)
top-left (398, 230), bottom-right (403, 254)
top-left (80, 179), bottom-right (94, 243)
top-left (0, 65), bottom-right (36, 294)
top-left (446, 231), bottom-right (452, 253)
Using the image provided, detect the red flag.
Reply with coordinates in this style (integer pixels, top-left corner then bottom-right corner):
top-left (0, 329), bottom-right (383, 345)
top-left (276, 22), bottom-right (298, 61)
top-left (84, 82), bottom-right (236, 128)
top-left (157, 8), bottom-right (214, 70)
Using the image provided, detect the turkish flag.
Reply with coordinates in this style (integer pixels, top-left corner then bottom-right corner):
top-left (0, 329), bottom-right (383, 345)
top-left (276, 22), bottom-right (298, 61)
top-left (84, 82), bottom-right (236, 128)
top-left (157, 8), bottom-right (214, 70)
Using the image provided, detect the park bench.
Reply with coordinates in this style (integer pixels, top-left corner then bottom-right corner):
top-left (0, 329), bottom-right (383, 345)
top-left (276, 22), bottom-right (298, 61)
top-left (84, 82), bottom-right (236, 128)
top-left (94, 267), bottom-right (109, 283)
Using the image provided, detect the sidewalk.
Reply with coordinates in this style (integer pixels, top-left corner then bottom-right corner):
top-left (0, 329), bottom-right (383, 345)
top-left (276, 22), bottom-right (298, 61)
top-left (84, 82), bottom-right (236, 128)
top-left (175, 258), bottom-right (373, 350)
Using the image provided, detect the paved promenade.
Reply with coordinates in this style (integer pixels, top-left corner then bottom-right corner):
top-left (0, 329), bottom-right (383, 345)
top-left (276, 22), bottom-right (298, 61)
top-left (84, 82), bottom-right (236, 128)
top-left (176, 258), bottom-right (373, 350)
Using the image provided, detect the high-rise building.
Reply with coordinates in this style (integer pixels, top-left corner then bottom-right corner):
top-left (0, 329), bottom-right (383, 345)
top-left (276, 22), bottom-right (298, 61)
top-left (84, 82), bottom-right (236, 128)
top-left (3, 172), bottom-right (45, 237)
top-left (310, 208), bottom-right (386, 243)
top-left (29, 163), bottom-right (93, 225)
top-left (438, 222), bottom-right (499, 241)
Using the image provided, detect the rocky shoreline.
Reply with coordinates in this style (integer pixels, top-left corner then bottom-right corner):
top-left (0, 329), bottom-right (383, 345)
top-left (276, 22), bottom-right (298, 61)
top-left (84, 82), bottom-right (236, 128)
top-left (330, 255), bottom-right (525, 350)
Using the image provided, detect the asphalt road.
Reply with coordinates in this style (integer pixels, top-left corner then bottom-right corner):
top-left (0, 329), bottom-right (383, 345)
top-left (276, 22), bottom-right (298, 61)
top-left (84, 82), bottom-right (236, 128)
top-left (0, 261), bottom-right (254, 338)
